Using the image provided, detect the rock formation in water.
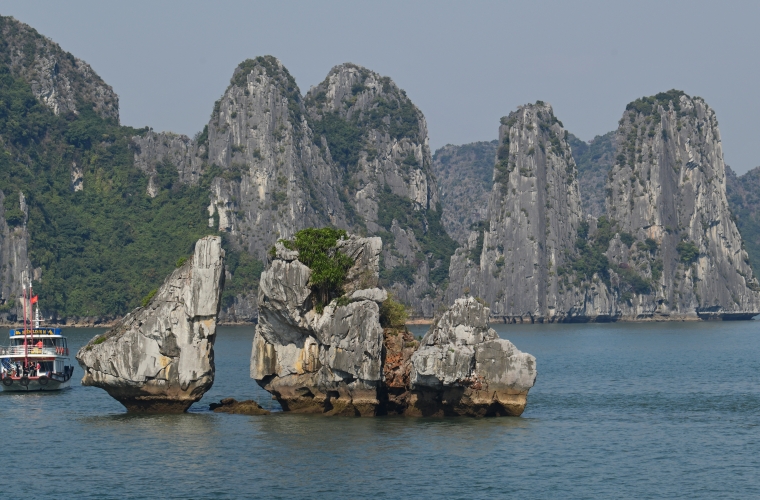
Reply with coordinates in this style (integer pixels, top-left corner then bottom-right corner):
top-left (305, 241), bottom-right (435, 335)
top-left (250, 233), bottom-right (386, 415)
top-left (405, 297), bottom-right (536, 416)
top-left (251, 230), bottom-right (536, 416)
top-left (433, 141), bottom-right (498, 244)
top-left (604, 90), bottom-right (760, 319)
top-left (209, 397), bottom-right (270, 415)
top-left (76, 236), bottom-right (225, 412)
top-left (447, 102), bottom-right (590, 321)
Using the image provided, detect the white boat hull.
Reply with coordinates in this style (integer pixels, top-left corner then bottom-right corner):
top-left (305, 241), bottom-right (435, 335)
top-left (0, 378), bottom-right (71, 392)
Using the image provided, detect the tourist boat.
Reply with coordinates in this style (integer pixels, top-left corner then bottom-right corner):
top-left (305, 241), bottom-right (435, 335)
top-left (0, 281), bottom-right (74, 391)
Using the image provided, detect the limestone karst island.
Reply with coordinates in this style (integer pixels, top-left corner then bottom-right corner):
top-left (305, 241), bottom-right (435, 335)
top-left (1, 13), bottom-right (760, 416)
top-left (4, 4), bottom-right (760, 499)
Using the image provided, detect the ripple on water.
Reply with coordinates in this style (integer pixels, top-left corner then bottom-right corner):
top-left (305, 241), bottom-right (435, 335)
top-left (1, 322), bottom-right (759, 499)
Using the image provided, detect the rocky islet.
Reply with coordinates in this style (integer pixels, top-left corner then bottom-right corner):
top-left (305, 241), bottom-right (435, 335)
top-left (76, 236), bottom-right (225, 412)
top-left (249, 230), bottom-right (537, 417)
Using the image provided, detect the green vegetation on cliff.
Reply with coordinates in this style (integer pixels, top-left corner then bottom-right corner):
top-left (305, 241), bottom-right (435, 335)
top-left (377, 186), bottom-right (457, 286)
top-left (280, 227), bottom-right (353, 311)
top-left (0, 63), bottom-right (216, 318)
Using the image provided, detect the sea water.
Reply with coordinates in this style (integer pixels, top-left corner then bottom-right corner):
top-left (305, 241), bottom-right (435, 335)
top-left (1, 321), bottom-right (759, 499)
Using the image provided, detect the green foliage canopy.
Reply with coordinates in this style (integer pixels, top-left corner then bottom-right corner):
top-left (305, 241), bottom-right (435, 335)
top-left (280, 227), bottom-right (354, 311)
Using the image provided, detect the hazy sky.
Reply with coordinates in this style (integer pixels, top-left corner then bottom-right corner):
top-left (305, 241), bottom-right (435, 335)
top-left (3, 0), bottom-right (760, 173)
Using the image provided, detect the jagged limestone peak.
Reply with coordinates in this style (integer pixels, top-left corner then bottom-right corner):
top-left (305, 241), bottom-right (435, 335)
top-left (302, 63), bottom-right (448, 317)
top-left (605, 90), bottom-right (760, 316)
top-left (306, 63), bottom-right (428, 146)
top-left (447, 101), bottom-right (584, 321)
top-left (0, 15), bottom-right (119, 121)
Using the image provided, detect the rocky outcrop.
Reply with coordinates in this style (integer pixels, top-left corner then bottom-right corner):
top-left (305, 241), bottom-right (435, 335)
top-left (76, 236), bottom-right (225, 412)
top-left (209, 397), bottom-right (270, 415)
top-left (604, 91), bottom-right (760, 319)
top-left (250, 231), bottom-right (537, 417)
top-left (250, 234), bottom-right (386, 415)
top-left (433, 141), bottom-right (498, 244)
top-left (0, 16), bottom-right (118, 121)
top-left (447, 102), bottom-right (588, 321)
top-left (131, 130), bottom-right (206, 191)
top-left (405, 297), bottom-right (536, 416)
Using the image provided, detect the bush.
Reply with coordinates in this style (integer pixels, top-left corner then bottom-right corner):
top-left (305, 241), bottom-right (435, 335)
top-left (280, 227), bottom-right (353, 311)
top-left (677, 240), bottom-right (699, 264)
top-left (619, 232), bottom-right (635, 247)
top-left (380, 295), bottom-right (407, 328)
top-left (141, 289), bottom-right (157, 308)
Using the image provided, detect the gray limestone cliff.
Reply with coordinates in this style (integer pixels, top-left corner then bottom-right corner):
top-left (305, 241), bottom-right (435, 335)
top-left (448, 93), bottom-right (760, 322)
top-left (0, 190), bottom-right (32, 322)
top-left (568, 131), bottom-right (616, 218)
top-left (726, 165), bottom-right (760, 276)
top-left (304, 63), bottom-right (451, 317)
top-left (407, 297), bottom-right (536, 416)
top-left (604, 91), bottom-right (760, 319)
top-left (136, 58), bottom-right (454, 320)
top-left (0, 16), bottom-right (118, 121)
top-left (250, 234), bottom-right (386, 416)
top-left (76, 236), bottom-right (225, 412)
top-left (433, 141), bottom-right (498, 244)
top-left (447, 102), bottom-right (589, 321)
top-left (249, 233), bottom-right (537, 417)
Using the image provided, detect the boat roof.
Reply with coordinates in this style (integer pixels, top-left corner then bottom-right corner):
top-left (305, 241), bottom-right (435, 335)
top-left (9, 328), bottom-right (63, 337)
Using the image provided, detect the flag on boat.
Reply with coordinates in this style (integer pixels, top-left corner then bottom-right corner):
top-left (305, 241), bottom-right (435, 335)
top-left (30, 295), bottom-right (38, 304)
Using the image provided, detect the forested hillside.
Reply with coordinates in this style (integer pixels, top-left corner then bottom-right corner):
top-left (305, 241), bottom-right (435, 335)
top-left (0, 16), bottom-right (221, 320)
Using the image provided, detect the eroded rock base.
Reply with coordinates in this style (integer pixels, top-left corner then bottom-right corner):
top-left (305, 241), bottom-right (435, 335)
top-left (210, 398), bottom-right (270, 415)
top-left (118, 398), bottom-right (195, 413)
top-left (263, 381), bottom-right (380, 416)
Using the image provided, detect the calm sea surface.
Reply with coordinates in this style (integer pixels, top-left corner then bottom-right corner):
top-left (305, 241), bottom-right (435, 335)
top-left (1, 321), bottom-right (759, 499)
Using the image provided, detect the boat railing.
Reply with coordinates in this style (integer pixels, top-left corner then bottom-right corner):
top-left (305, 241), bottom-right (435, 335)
top-left (0, 346), bottom-right (68, 356)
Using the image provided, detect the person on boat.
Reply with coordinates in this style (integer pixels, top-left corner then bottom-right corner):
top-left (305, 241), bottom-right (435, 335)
top-left (36, 340), bottom-right (43, 348)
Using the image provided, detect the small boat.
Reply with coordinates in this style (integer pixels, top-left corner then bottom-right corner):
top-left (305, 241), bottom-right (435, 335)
top-left (0, 280), bottom-right (74, 392)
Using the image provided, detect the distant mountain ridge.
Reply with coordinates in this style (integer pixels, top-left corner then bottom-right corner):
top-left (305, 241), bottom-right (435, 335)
top-left (0, 15), bottom-right (758, 323)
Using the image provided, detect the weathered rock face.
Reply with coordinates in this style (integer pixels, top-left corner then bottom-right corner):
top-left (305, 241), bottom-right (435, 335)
top-left (137, 58), bottom-right (453, 319)
top-left (304, 63), bottom-right (451, 317)
top-left (250, 235), bottom-right (387, 415)
top-left (405, 297), bottom-right (536, 416)
top-left (0, 16), bottom-right (118, 121)
top-left (447, 103), bottom-right (588, 321)
top-left (726, 165), bottom-right (760, 276)
top-left (76, 236), bottom-right (225, 412)
top-left (205, 58), bottom-right (347, 258)
top-left (131, 131), bottom-right (206, 192)
top-left (0, 190), bottom-right (33, 323)
top-left (605, 91), bottom-right (760, 319)
top-left (433, 141), bottom-right (498, 244)
top-left (568, 131), bottom-right (617, 218)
